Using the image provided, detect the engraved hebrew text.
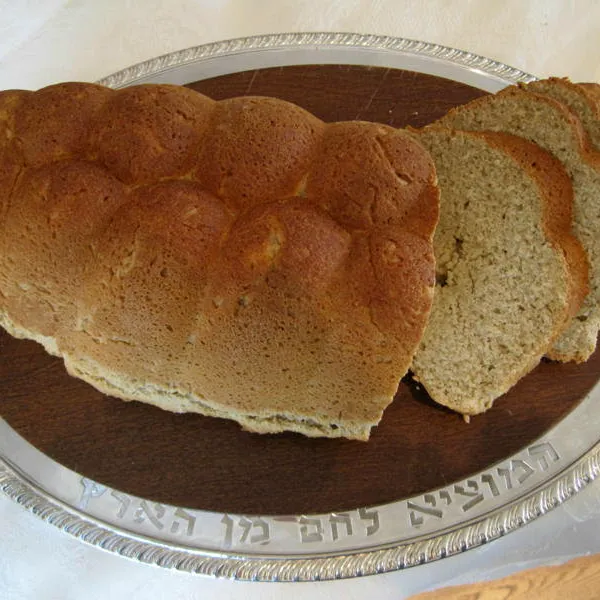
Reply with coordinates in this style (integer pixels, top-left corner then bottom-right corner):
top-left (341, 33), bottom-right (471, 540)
top-left (407, 441), bottom-right (562, 528)
top-left (221, 515), bottom-right (270, 547)
top-left (171, 508), bottom-right (196, 536)
top-left (111, 491), bottom-right (131, 518)
top-left (408, 492), bottom-right (448, 526)
top-left (134, 500), bottom-right (166, 530)
top-left (298, 509), bottom-right (381, 543)
top-left (454, 480), bottom-right (485, 512)
top-left (111, 492), bottom-right (196, 537)
top-left (78, 478), bottom-right (107, 510)
top-left (299, 516), bottom-right (324, 543)
top-left (358, 507), bottom-right (380, 536)
top-left (528, 442), bottom-right (560, 471)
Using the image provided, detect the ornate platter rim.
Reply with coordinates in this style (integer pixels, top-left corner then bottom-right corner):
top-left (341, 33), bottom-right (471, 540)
top-left (1, 31), bottom-right (598, 582)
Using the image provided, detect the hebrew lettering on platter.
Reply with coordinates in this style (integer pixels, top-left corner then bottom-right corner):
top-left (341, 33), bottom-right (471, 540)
top-left (298, 509), bottom-right (383, 543)
top-left (78, 478), bottom-right (107, 510)
top-left (111, 490), bottom-right (132, 518)
top-left (528, 442), bottom-right (560, 471)
top-left (110, 494), bottom-right (196, 537)
top-left (407, 493), bottom-right (446, 527)
top-left (358, 507), bottom-right (380, 536)
top-left (481, 473), bottom-right (500, 497)
top-left (239, 516), bottom-right (270, 544)
top-left (170, 508), bottom-right (196, 536)
top-left (221, 515), bottom-right (271, 547)
top-left (498, 459), bottom-right (535, 489)
top-left (329, 513), bottom-right (352, 541)
top-left (299, 516), bottom-right (324, 543)
top-left (134, 500), bottom-right (166, 530)
top-left (407, 441), bottom-right (562, 528)
top-left (454, 480), bottom-right (484, 512)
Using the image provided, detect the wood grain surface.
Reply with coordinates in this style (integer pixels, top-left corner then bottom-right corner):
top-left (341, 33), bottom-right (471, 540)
top-left (410, 553), bottom-right (600, 599)
top-left (1, 65), bottom-right (599, 516)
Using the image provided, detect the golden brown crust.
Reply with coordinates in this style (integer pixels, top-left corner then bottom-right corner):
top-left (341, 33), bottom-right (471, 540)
top-left (195, 96), bottom-right (324, 207)
top-left (91, 84), bottom-right (216, 184)
top-left (0, 90), bottom-right (29, 219)
top-left (0, 160), bottom-right (128, 338)
top-left (0, 82), bottom-right (439, 440)
top-left (0, 89), bottom-right (30, 148)
top-left (16, 82), bottom-right (111, 167)
top-left (306, 121), bottom-right (438, 234)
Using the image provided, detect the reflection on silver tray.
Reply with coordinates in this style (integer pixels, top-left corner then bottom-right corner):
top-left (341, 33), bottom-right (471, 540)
top-left (1, 32), bottom-right (599, 582)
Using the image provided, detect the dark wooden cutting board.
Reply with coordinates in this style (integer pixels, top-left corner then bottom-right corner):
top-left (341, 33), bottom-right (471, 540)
top-left (1, 65), bottom-right (599, 516)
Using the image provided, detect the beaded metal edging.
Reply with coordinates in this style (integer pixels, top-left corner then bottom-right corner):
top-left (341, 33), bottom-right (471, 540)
top-left (1, 444), bottom-right (598, 580)
top-left (97, 32), bottom-right (536, 89)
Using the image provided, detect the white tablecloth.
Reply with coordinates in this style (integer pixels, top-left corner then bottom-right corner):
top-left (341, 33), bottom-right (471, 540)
top-left (1, 1), bottom-right (599, 598)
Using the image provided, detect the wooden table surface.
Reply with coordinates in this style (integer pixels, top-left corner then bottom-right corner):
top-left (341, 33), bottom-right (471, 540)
top-left (410, 553), bottom-right (600, 599)
top-left (1, 65), bottom-right (599, 518)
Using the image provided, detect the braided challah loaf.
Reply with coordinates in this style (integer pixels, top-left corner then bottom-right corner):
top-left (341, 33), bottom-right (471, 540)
top-left (0, 82), bottom-right (440, 440)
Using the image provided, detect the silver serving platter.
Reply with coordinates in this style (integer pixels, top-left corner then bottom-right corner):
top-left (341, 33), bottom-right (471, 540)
top-left (1, 32), bottom-right (599, 582)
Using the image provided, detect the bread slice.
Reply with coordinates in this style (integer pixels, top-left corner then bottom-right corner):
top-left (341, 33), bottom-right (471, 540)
top-left (0, 83), bottom-right (440, 440)
top-left (410, 128), bottom-right (584, 415)
top-left (436, 87), bottom-right (600, 362)
top-left (520, 78), bottom-right (600, 152)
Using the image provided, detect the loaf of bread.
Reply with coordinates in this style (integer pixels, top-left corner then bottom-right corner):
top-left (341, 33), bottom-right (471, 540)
top-left (410, 128), bottom-right (586, 415)
top-left (0, 82), bottom-right (440, 441)
top-left (436, 87), bottom-right (600, 363)
top-left (1, 76), bottom-right (598, 435)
